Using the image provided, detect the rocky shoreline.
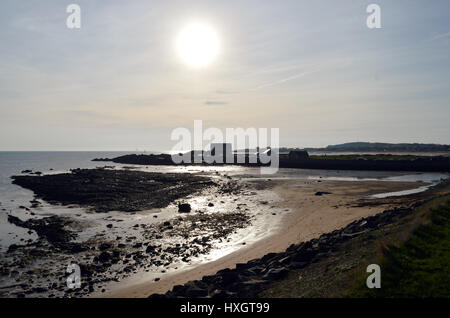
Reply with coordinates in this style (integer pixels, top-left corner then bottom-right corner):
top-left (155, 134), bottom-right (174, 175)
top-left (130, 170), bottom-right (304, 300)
top-left (149, 201), bottom-right (425, 298)
top-left (93, 153), bottom-right (450, 172)
top-left (11, 169), bottom-right (214, 212)
top-left (0, 169), bottom-right (260, 298)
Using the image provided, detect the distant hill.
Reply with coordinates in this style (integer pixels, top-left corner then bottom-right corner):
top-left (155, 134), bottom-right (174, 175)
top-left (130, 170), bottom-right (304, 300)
top-left (302, 142), bottom-right (450, 153)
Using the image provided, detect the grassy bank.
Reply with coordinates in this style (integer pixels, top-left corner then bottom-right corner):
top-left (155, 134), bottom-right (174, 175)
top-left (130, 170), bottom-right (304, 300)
top-left (260, 195), bottom-right (450, 298)
top-left (349, 200), bottom-right (450, 297)
top-left (309, 154), bottom-right (440, 161)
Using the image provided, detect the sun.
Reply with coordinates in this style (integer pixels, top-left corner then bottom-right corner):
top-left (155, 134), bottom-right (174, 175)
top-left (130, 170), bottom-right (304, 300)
top-left (176, 23), bottom-right (220, 69)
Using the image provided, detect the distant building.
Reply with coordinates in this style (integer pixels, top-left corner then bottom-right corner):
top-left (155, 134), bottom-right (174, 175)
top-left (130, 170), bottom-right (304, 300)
top-left (288, 150), bottom-right (309, 161)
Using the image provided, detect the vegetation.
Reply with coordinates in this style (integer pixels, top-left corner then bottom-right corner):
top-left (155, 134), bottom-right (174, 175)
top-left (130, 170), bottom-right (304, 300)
top-left (349, 200), bottom-right (450, 297)
top-left (309, 154), bottom-right (434, 161)
top-left (306, 142), bottom-right (450, 152)
top-left (260, 196), bottom-right (450, 298)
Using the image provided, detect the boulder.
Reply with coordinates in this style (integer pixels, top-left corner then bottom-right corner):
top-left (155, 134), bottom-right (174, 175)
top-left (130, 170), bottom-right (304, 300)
top-left (99, 243), bottom-right (112, 251)
top-left (185, 286), bottom-right (208, 297)
top-left (315, 191), bottom-right (332, 196)
top-left (178, 203), bottom-right (191, 213)
top-left (262, 267), bottom-right (288, 280)
top-left (98, 251), bottom-right (111, 263)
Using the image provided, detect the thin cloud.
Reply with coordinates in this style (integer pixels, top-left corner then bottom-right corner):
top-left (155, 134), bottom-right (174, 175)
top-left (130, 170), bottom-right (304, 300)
top-left (251, 69), bottom-right (320, 90)
top-left (215, 90), bottom-right (236, 95)
top-left (205, 101), bottom-right (228, 105)
top-left (430, 31), bottom-right (450, 41)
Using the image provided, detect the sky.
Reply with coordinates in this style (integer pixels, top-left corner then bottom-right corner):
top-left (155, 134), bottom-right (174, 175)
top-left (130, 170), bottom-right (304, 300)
top-left (0, 0), bottom-right (449, 151)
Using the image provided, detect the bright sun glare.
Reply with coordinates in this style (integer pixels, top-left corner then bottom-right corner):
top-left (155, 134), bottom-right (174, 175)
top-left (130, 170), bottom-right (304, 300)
top-left (176, 23), bottom-right (219, 69)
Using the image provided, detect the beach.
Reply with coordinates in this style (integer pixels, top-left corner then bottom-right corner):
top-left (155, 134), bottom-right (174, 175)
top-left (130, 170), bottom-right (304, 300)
top-left (103, 176), bottom-right (442, 297)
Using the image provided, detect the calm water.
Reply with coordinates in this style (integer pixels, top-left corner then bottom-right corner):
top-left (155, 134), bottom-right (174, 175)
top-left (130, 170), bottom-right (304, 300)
top-left (0, 152), bottom-right (135, 250)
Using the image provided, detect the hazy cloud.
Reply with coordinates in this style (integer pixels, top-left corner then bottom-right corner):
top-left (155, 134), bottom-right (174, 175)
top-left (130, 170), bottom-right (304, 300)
top-left (205, 101), bottom-right (228, 105)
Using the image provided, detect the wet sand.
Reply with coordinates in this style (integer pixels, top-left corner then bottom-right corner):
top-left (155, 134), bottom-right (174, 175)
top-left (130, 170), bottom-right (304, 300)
top-left (104, 179), bottom-right (424, 297)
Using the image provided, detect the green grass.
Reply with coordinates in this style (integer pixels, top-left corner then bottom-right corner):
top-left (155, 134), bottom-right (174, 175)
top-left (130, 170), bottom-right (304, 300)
top-left (259, 195), bottom-right (450, 298)
top-left (309, 154), bottom-right (431, 161)
top-left (349, 201), bottom-right (450, 298)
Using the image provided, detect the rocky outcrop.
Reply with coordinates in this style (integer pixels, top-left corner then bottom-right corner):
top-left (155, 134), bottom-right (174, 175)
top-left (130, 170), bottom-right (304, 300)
top-left (11, 169), bottom-right (214, 212)
top-left (94, 153), bottom-right (450, 172)
top-left (7, 215), bottom-right (88, 253)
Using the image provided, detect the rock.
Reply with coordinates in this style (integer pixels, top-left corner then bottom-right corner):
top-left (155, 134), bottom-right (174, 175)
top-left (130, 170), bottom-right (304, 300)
top-left (287, 261), bottom-right (309, 270)
top-left (11, 169), bottom-right (213, 213)
top-left (178, 203), bottom-right (191, 213)
top-left (240, 279), bottom-right (267, 289)
top-left (315, 191), bottom-right (332, 196)
top-left (262, 267), bottom-right (288, 280)
top-left (208, 202), bottom-right (214, 207)
top-left (217, 269), bottom-right (239, 285)
top-left (210, 289), bottom-right (237, 298)
top-left (185, 284), bottom-right (208, 297)
top-left (7, 215), bottom-right (76, 247)
top-left (163, 221), bottom-right (171, 227)
top-left (106, 224), bottom-right (113, 228)
top-left (99, 243), bottom-right (112, 251)
top-left (32, 287), bottom-right (48, 293)
top-left (7, 244), bottom-right (20, 253)
top-left (66, 243), bottom-right (87, 253)
top-left (97, 251), bottom-right (111, 263)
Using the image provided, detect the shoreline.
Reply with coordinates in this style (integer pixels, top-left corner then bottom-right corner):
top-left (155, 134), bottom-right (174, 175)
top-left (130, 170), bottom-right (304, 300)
top-left (103, 178), bottom-right (425, 298)
top-left (94, 153), bottom-right (450, 173)
top-left (2, 166), bottom-right (447, 298)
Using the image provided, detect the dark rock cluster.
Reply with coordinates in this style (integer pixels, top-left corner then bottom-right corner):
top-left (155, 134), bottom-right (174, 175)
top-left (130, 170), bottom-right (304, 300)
top-left (11, 169), bottom-right (214, 212)
top-left (7, 215), bottom-right (86, 253)
top-left (1, 208), bottom-right (251, 297)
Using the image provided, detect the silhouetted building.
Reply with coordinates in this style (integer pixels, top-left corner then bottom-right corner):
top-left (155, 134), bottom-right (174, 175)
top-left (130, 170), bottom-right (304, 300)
top-left (288, 150), bottom-right (309, 161)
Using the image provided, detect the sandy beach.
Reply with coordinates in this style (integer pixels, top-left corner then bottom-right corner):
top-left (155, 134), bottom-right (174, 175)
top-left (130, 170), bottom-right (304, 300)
top-left (105, 178), bottom-right (427, 297)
